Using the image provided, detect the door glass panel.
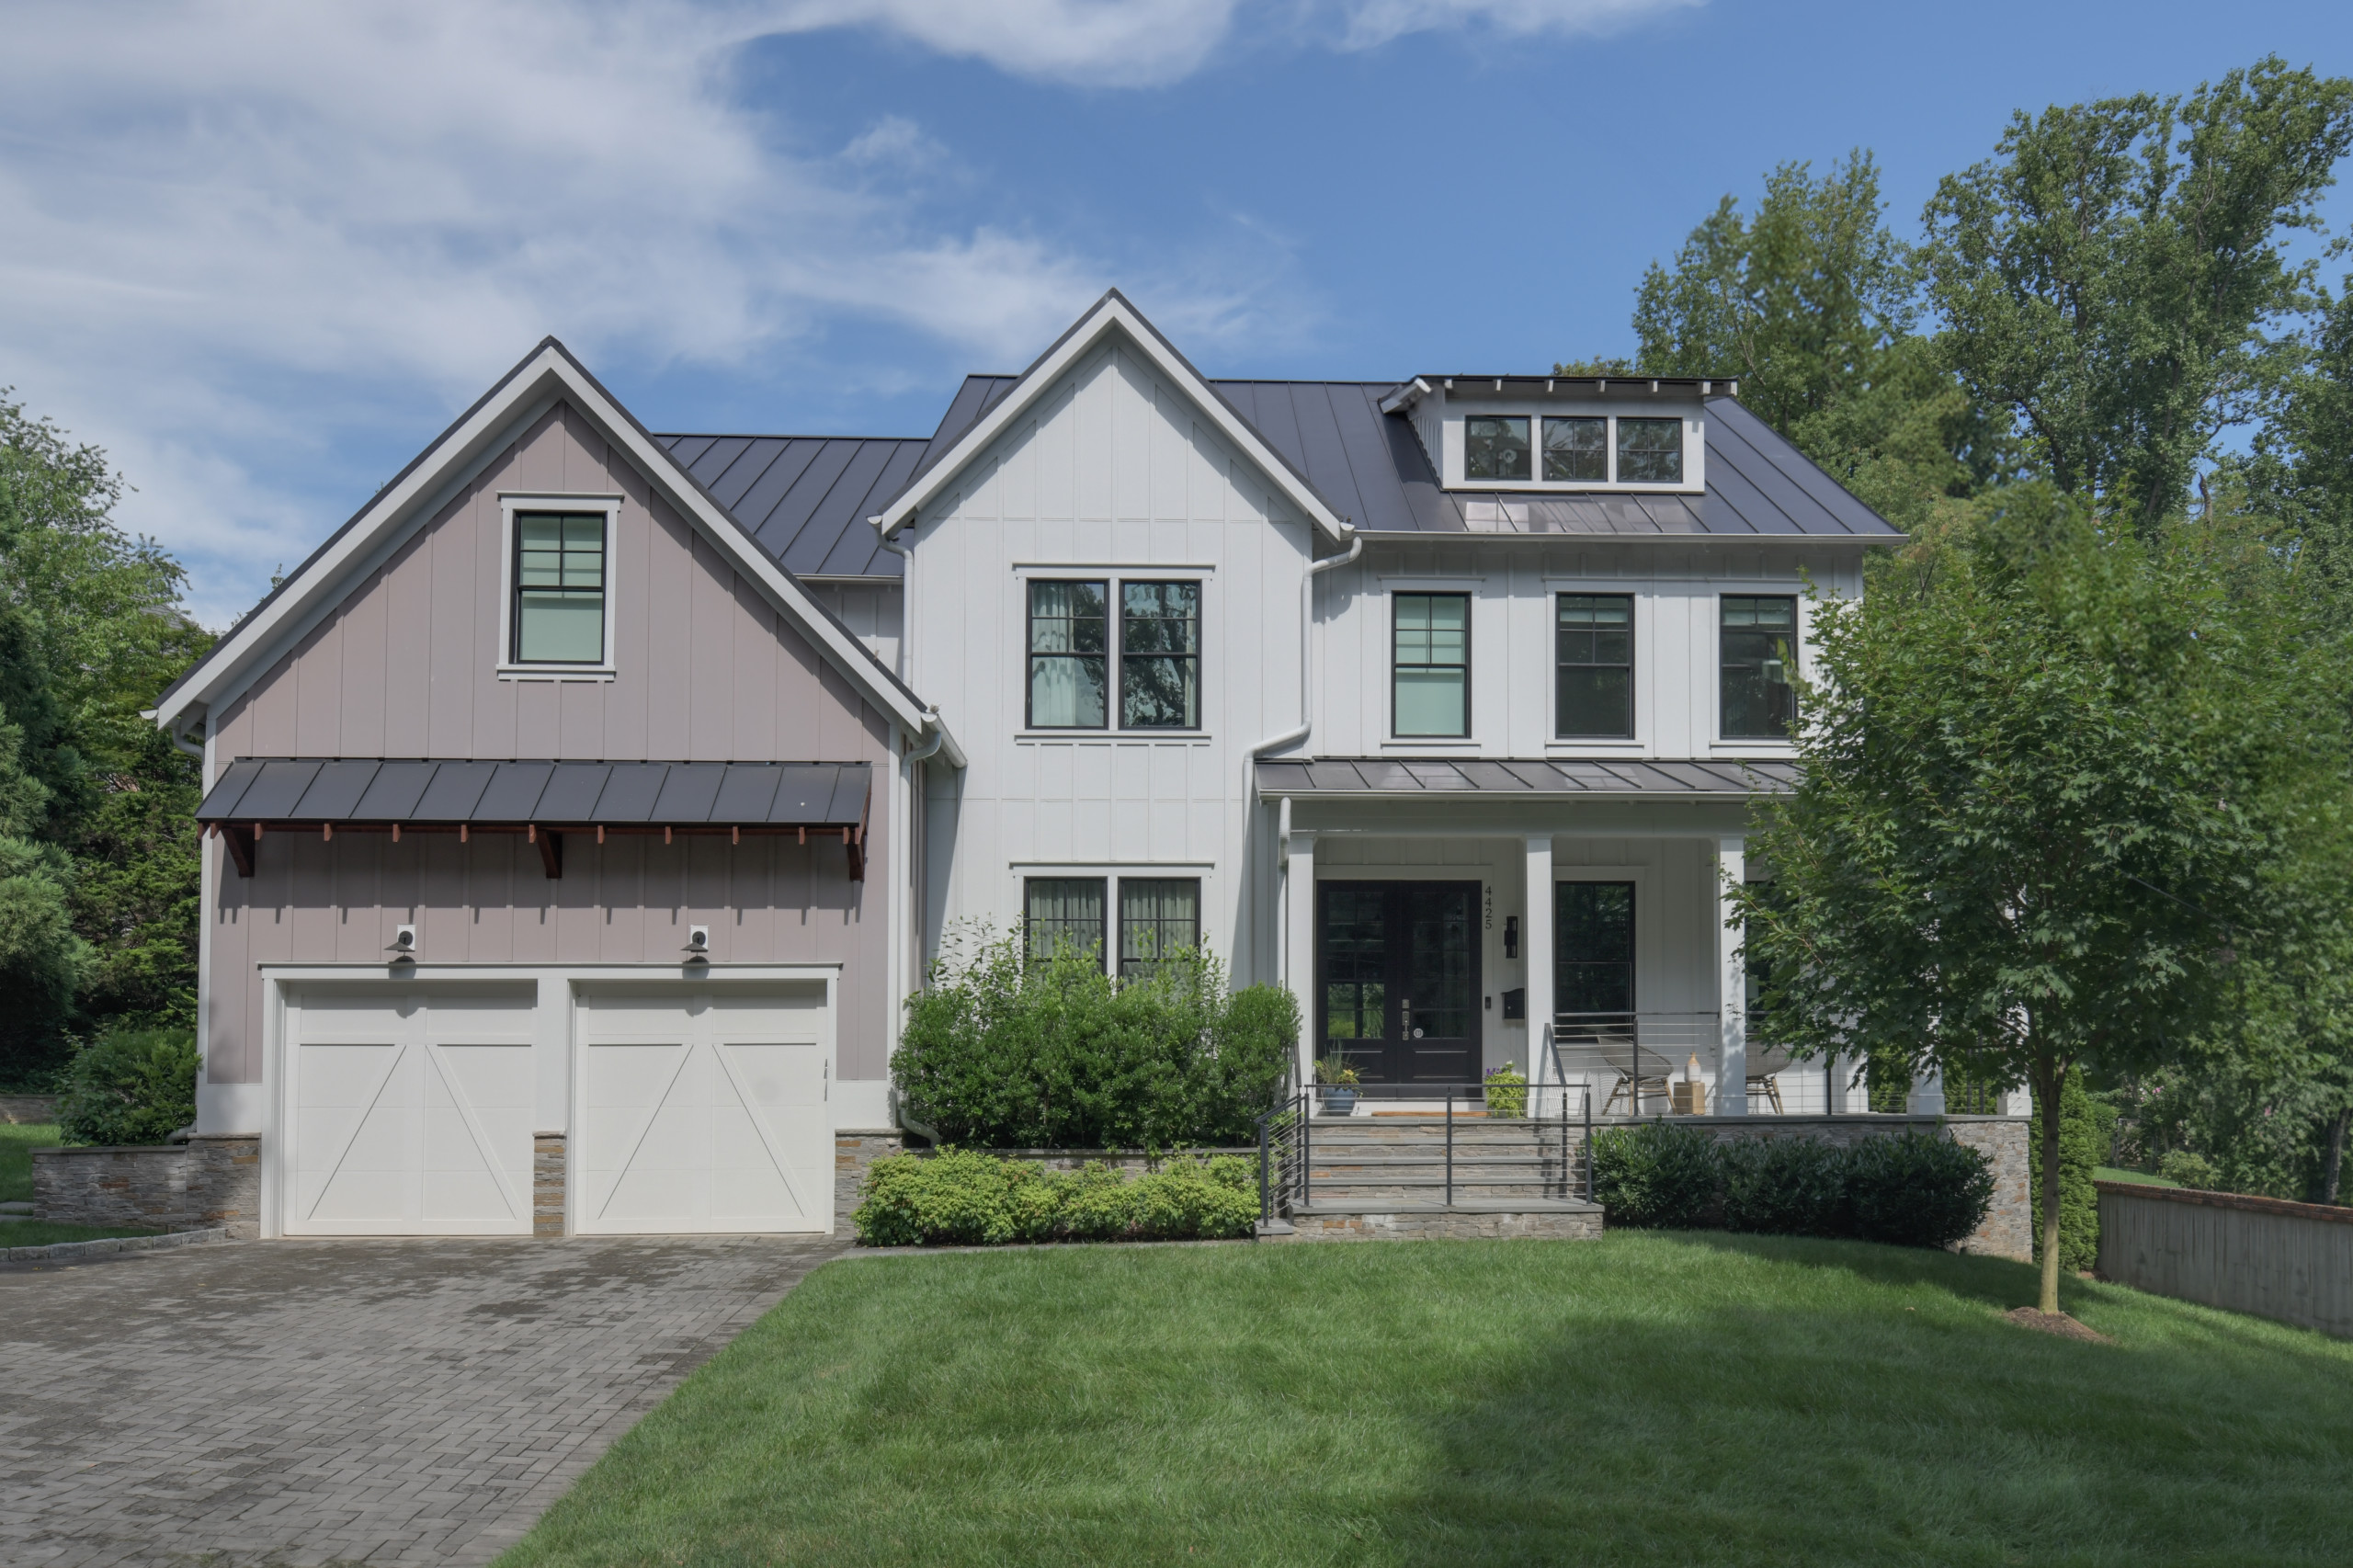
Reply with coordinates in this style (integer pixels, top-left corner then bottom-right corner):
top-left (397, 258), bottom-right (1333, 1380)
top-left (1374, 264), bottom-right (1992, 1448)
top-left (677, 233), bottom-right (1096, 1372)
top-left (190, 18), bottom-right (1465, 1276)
top-left (1555, 881), bottom-right (1634, 1014)
top-left (1405, 885), bottom-right (1475, 1040)
top-left (1323, 886), bottom-right (1387, 1044)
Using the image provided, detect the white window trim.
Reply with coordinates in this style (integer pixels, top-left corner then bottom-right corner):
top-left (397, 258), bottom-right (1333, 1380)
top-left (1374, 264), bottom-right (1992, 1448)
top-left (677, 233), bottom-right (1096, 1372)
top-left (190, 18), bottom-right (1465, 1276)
top-left (496, 493), bottom-right (622, 681)
top-left (1443, 403), bottom-right (1706, 494)
top-left (1010, 564), bottom-right (1211, 737)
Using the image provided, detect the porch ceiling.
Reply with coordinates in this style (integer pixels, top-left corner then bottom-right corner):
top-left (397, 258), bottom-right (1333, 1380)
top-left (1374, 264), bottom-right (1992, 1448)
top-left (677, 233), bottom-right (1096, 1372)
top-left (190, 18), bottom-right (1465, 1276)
top-left (1256, 756), bottom-right (1796, 798)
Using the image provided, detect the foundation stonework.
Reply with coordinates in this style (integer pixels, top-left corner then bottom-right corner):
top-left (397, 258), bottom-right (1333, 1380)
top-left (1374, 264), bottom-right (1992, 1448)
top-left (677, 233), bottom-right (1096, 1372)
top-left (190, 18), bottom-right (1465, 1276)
top-left (835, 1131), bottom-right (905, 1234)
top-left (30, 1135), bottom-right (259, 1238)
top-left (533, 1134), bottom-right (566, 1237)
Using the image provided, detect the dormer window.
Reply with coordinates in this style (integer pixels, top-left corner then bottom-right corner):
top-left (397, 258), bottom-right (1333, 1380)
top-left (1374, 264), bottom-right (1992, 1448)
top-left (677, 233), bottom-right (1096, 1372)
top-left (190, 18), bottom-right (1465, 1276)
top-left (1543, 417), bottom-right (1608, 482)
top-left (1617, 418), bottom-right (1685, 484)
top-left (1464, 415), bottom-right (1530, 481)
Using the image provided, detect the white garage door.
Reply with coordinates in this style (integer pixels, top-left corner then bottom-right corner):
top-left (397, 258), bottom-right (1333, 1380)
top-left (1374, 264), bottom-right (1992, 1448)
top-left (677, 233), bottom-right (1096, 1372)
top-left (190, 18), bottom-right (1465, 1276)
top-left (575, 984), bottom-right (831, 1235)
top-left (284, 986), bottom-right (538, 1236)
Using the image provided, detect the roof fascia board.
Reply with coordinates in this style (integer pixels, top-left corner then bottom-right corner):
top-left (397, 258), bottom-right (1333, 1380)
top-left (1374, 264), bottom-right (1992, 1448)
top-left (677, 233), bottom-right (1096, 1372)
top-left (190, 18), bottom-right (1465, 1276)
top-left (159, 343), bottom-right (929, 736)
top-left (1348, 528), bottom-right (1905, 546)
top-left (873, 293), bottom-right (1351, 545)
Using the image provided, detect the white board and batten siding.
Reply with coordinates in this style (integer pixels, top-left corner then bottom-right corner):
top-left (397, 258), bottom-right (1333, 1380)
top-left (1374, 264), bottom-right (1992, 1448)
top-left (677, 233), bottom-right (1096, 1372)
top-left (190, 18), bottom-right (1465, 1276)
top-left (904, 340), bottom-right (1313, 985)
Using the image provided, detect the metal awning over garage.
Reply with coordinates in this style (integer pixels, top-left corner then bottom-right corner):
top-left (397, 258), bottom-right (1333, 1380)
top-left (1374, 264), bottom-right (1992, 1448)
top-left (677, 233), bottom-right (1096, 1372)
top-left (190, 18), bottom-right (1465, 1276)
top-left (1255, 756), bottom-right (1797, 798)
top-left (197, 758), bottom-right (871, 880)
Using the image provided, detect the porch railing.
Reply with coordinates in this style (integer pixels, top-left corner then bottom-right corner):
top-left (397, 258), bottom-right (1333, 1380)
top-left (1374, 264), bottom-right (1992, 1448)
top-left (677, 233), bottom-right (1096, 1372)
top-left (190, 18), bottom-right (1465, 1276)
top-left (1551, 1011), bottom-right (1813, 1116)
top-left (1255, 1077), bottom-right (1593, 1221)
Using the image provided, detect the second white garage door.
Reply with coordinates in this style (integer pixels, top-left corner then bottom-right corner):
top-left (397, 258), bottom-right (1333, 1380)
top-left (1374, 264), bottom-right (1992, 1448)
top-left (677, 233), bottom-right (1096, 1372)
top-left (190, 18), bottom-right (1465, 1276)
top-left (574, 984), bottom-right (832, 1234)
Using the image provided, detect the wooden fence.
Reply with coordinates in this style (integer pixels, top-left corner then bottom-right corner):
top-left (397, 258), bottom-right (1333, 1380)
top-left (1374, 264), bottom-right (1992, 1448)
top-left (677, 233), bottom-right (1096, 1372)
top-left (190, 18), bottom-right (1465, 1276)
top-left (2096, 1180), bottom-right (2353, 1339)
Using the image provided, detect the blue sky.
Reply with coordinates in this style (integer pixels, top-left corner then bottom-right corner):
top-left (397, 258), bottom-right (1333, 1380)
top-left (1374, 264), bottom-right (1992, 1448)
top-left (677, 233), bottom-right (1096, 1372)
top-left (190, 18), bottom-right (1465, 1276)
top-left (4, 0), bottom-right (2350, 628)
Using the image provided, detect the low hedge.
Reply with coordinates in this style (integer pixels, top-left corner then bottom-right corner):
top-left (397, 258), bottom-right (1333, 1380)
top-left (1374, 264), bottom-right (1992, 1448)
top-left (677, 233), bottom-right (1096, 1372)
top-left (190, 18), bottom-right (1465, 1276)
top-left (852, 1149), bottom-right (1260, 1246)
top-left (1592, 1123), bottom-right (1994, 1251)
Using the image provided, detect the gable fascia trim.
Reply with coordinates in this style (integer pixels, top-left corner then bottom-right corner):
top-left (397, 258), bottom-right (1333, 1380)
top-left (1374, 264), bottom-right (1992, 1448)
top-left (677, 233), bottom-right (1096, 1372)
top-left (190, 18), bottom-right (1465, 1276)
top-left (155, 341), bottom-right (930, 737)
top-left (870, 291), bottom-right (1352, 545)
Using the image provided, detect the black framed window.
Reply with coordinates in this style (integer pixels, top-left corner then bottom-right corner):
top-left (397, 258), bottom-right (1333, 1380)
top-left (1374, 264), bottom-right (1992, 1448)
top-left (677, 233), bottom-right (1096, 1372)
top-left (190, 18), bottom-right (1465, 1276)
top-left (1617, 417), bottom-right (1684, 483)
top-left (1721, 596), bottom-right (1799, 738)
top-left (1555, 594), bottom-right (1633, 738)
top-left (1028, 580), bottom-right (1108, 729)
top-left (1464, 415), bottom-right (1531, 481)
top-left (1393, 593), bottom-right (1470, 737)
top-left (1542, 416), bottom-right (1608, 483)
top-left (1118, 878), bottom-right (1200, 978)
top-left (512, 512), bottom-right (607, 664)
top-left (1120, 583), bottom-right (1199, 729)
top-left (1024, 877), bottom-right (1107, 967)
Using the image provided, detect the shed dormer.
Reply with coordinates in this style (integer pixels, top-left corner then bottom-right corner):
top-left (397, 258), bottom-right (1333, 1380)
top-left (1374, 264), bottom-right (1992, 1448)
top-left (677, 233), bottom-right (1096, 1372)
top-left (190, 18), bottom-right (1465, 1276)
top-left (1381, 375), bottom-right (1729, 495)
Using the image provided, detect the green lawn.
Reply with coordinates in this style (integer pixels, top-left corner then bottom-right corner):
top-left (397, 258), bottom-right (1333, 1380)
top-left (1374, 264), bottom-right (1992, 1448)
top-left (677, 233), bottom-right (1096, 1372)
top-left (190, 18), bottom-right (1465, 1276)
top-left (497, 1234), bottom-right (2353, 1568)
top-left (1, 1219), bottom-right (165, 1248)
top-left (1, 1121), bottom-right (59, 1204)
top-left (2094, 1165), bottom-right (2183, 1187)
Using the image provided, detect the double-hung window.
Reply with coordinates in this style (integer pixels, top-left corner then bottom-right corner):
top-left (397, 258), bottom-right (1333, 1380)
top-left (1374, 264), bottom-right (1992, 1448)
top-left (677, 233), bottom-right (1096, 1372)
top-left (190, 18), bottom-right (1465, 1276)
top-left (512, 512), bottom-right (608, 665)
top-left (1393, 593), bottom-right (1471, 737)
top-left (1555, 594), bottom-right (1633, 738)
top-left (1024, 874), bottom-right (1201, 976)
top-left (1027, 578), bottom-right (1200, 731)
top-left (1721, 595), bottom-right (1799, 738)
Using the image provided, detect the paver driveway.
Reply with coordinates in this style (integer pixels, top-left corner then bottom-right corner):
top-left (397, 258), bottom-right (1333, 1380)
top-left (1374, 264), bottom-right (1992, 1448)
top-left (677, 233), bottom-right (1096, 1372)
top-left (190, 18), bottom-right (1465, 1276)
top-left (0, 1235), bottom-right (848, 1567)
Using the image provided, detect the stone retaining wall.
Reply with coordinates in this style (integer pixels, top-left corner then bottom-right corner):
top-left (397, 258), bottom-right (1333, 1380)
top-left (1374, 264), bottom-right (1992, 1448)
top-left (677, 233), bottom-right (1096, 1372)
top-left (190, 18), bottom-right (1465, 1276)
top-left (32, 1136), bottom-right (261, 1239)
top-left (835, 1131), bottom-right (904, 1233)
top-left (1, 1093), bottom-right (61, 1125)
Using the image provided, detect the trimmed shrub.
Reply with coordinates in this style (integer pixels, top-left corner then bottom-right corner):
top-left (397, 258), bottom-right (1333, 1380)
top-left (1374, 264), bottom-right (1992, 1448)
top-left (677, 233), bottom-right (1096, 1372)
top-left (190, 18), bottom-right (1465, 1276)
top-left (1721, 1135), bottom-right (1850, 1236)
top-left (57, 1027), bottom-right (198, 1146)
top-left (894, 930), bottom-right (1296, 1150)
top-left (2157, 1149), bottom-right (2217, 1189)
top-left (2030, 1064), bottom-right (2100, 1270)
top-left (1483, 1062), bottom-right (1528, 1118)
top-left (852, 1150), bottom-right (1259, 1246)
top-left (1590, 1120), bottom-right (1720, 1228)
top-left (1847, 1131), bottom-right (1995, 1249)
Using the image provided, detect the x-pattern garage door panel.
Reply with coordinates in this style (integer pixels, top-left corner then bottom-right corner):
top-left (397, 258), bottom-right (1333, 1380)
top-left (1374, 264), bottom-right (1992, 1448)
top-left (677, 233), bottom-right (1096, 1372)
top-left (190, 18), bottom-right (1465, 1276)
top-left (287, 988), bottom-right (536, 1236)
top-left (579, 986), bottom-right (829, 1235)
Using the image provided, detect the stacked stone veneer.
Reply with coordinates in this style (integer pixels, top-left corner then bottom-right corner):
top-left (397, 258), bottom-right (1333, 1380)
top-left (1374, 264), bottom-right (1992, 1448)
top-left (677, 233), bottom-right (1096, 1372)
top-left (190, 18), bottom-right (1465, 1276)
top-left (533, 1134), bottom-right (566, 1237)
top-left (32, 1135), bottom-right (261, 1239)
top-left (1661, 1114), bottom-right (2031, 1260)
top-left (835, 1131), bottom-right (905, 1234)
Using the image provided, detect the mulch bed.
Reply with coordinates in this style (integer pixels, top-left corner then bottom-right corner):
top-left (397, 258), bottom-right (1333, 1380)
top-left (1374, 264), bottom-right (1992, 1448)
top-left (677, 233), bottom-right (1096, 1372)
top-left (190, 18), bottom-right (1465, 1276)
top-left (2006, 1307), bottom-right (2113, 1344)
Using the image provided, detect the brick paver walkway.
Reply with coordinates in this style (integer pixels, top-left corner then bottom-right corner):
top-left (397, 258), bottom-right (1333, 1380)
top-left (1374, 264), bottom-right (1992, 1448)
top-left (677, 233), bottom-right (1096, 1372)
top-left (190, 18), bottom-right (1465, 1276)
top-left (0, 1235), bottom-right (847, 1566)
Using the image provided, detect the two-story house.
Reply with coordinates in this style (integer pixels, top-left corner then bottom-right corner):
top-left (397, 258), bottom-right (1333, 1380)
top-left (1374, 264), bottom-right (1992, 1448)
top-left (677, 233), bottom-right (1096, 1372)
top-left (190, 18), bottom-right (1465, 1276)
top-left (153, 291), bottom-right (1901, 1240)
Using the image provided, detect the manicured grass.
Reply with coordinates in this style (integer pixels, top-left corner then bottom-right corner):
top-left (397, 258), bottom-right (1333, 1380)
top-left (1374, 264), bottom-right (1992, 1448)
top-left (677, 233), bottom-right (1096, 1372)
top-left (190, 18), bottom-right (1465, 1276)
top-left (0, 1121), bottom-right (60, 1204)
top-left (2095, 1165), bottom-right (2183, 1187)
top-left (498, 1234), bottom-right (2353, 1567)
top-left (1, 1219), bottom-right (165, 1248)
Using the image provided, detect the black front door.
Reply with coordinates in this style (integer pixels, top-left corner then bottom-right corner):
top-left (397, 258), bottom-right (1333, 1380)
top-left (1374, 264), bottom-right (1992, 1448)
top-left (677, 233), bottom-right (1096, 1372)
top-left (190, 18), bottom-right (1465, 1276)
top-left (1318, 881), bottom-right (1481, 1085)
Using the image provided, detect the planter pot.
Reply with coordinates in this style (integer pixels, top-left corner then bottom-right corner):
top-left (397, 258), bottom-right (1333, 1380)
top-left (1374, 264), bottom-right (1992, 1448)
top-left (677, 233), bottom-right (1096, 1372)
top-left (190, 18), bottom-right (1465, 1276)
top-left (1318, 1087), bottom-right (1358, 1117)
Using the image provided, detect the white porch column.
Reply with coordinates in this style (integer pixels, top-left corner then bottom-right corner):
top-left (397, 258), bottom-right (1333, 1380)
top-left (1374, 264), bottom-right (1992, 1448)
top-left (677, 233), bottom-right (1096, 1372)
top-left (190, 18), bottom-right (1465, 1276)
top-left (1523, 836), bottom-right (1554, 1104)
top-left (1830, 1052), bottom-right (1867, 1113)
top-left (1285, 827), bottom-right (1318, 1090)
top-left (1716, 834), bottom-right (1747, 1115)
top-left (1908, 1065), bottom-right (1947, 1116)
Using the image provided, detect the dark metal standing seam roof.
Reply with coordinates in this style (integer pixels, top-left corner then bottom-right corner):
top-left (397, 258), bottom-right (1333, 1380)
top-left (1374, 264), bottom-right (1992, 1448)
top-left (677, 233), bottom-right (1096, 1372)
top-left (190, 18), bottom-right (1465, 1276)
top-left (197, 759), bottom-right (872, 827)
top-left (1255, 757), bottom-right (1799, 796)
top-left (657, 434), bottom-right (932, 579)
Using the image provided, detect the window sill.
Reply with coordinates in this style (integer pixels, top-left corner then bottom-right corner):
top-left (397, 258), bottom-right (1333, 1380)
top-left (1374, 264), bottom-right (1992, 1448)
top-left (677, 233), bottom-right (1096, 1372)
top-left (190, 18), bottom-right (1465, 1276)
top-left (1014, 730), bottom-right (1212, 744)
top-left (1711, 739), bottom-right (1796, 756)
top-left (1546, 741), bottom-right (1646, 754)
top-left (496, 665), bottom-right (618, 683)
top-left (1381, 738), bottom-right (1478, 750)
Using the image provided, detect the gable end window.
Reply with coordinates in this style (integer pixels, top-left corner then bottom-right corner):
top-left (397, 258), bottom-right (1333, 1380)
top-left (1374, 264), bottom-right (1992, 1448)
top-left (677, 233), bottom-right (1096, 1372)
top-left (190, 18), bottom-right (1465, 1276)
top-left (1120, 582), bottom-right (1200, 729)
top-left (512, 511), bottom-right (608, 665)
top-left (1464, 415), bottom-right (1531, 481)
top-left (1721, 595), bottom-right (1798, 739)
top-left (1617, 418), bottom-right (1684, 483)
top-left (1028, 580), bottom-right (1109, 728)
top-left (1393, 592), bottom-right (1471, 737)
top-left (1555, 594), bottom-right (1633, 738)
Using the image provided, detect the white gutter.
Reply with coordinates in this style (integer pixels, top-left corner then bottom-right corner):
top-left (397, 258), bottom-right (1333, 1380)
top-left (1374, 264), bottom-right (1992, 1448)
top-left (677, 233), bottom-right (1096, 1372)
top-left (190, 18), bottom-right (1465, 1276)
top-left (1248, 531), bottom-right (1363, 763)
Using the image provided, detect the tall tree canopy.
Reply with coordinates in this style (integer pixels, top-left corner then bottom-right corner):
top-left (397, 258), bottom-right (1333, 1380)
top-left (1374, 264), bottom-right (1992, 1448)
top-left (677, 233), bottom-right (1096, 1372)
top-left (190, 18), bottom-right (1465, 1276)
top-left (1922, 58), bottom-right (2353, 535)
top-left (1734, 491), bottom-right (2353, 1309)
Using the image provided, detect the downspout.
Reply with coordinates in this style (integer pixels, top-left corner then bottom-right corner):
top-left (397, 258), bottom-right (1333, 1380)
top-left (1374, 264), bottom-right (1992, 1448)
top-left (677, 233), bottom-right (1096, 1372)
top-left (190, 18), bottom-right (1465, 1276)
top-left (877, 528), bottom-right (913, 684)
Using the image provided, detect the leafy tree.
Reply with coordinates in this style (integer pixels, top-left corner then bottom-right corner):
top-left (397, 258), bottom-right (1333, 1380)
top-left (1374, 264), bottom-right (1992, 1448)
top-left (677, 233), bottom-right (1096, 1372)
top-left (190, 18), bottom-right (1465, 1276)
top-left (1733, 488), bottom-right (2353, 1313)
top-left (1922, 58), bottom-right (2353, 536)
top-left (2243, 277), bottom-right (2353, 618)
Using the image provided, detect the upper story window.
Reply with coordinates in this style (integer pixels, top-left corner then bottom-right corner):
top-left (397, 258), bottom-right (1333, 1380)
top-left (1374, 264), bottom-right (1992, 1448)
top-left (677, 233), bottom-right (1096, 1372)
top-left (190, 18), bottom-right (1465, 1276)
top-left (512, 511), bottom-right (608, 665)
top-left (1721, 595), bottom-right (1798, 739)
top-left (1393, 592), bottom-right (1471, 738)
top-left (1464, 415), bottom-right (1531, 481)
top-left (1543, 417), bottom-right (1608, 483)
top-left (1617, 417), bottom-right (1685, 483)
top-left (1027, 577), bottom-right (1203, 731)
top-left (1555, 594), bottom-right (1633, 738)
top-left (1120, 583), bottom-right (1200, 728)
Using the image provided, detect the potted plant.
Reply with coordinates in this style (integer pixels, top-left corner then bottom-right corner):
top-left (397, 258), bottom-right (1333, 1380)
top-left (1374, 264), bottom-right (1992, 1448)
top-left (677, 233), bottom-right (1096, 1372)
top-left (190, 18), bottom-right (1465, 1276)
top-left (1483, 1061), bottom-right (1529, 1118)
top-left (1314, 1058), bottom-right (1360, 1116)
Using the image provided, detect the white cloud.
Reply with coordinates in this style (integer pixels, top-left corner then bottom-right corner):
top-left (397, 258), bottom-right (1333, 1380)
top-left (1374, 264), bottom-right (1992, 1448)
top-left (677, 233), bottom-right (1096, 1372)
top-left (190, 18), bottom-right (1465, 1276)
top-left (0, 0), bottom-right (1694, 628)
top-left (1335, 0), bottom-right (1702, 51)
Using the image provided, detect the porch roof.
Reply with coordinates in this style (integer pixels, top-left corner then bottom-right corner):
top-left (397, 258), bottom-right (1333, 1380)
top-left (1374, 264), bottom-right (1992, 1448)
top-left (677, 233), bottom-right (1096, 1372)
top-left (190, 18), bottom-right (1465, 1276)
top-left (197, 757), bottom-right (871, 829)
top-left (1255, 756), bottom-right (1797, 798)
